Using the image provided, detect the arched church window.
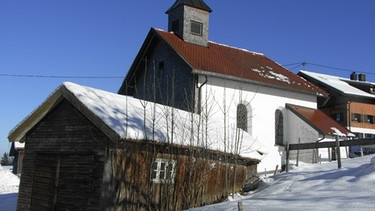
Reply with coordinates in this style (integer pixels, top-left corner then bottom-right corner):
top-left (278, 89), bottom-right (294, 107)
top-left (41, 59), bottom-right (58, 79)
top-left (237, 104), bottom-right (248, 132)
top-left (275, 109), bottom-right (284, 145)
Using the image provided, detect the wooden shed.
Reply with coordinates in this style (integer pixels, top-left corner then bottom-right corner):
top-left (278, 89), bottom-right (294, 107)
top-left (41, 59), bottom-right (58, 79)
top-left (8, 82), bottom-right (259, 211)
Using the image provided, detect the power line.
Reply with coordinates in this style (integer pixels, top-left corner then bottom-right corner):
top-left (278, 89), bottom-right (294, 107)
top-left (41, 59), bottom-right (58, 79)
top-left (2, 61), bottom-right (374, 79)
top-left (0, 73), bottom-right (123, 79)
top-left (288, 64), bottom-right (303, 71)
top-left (282, 61), bottom-right (375, 76)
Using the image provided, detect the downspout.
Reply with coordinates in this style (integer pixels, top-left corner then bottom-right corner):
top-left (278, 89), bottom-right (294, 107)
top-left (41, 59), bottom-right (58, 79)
top-left (347, 100), bottom-right (354, 156)
top-left (347, 101), bottom-right (352, 131)
top-left (196, 75), bottom-right (208, 114)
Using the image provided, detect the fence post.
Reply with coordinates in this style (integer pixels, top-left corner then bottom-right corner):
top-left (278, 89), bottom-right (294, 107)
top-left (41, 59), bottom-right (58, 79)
top-left (285, 143), bottom-right (290, 172)
top-left (336, 135), bottom-right (341, 169)
top-left (296, 138), bottom-right (300, 167)
top-left (238, 201), bottom-right (243, 211)
top-left (274, 165), bottom-right (279, 175)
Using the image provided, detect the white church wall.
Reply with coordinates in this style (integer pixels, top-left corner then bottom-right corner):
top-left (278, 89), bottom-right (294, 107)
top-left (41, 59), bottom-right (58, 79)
top-left (198, 75), bottom-right (318, 173)
top-left (285, 109), bottom-right (319, 164)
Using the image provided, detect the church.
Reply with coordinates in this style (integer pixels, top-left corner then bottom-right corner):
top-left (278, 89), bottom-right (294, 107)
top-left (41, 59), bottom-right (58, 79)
top-left (118, 0), bottom-right (352, 172)
top-left (8, 0), bottom-right (354, 210)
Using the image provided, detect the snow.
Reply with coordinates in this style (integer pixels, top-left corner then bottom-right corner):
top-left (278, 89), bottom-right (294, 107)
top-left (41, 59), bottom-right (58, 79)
top-left (251, 68), bottom-right (291, 84)
top-left (187, 155), bottom-right (375, 211)
top-left (63, 82), bottom-right (265, 160)
top-left (1, 156), bottom-right (374, 210)
top-left (209, 40), bottom-right (264, 56)
top-left (0, 165), bottom-right (19, 211)
top-left (299, 70), bottom-right (375, 99)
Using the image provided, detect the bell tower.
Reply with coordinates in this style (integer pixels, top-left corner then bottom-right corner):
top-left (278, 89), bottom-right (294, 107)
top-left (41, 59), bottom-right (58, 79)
top-left (166, 0), bottom-right (212, 47)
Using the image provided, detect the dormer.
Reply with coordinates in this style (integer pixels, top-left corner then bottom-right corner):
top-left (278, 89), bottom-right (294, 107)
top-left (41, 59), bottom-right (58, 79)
top-left (166, 0), bottom-right (212, 47)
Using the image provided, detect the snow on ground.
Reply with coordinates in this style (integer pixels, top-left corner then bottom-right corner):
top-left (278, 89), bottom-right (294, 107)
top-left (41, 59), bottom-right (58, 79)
top-left (0, 165), bottom-right (19, 211)
top-left (1, 156), bottom-right (374, 211)
top-left (188, 155), bottom-right (375, 211)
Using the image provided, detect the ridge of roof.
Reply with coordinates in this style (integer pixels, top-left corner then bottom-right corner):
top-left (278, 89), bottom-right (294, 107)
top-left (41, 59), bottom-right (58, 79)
top-left (208, 40), bottom-right (264, 56)
top-left (153, 28), bottom-right (327, 96)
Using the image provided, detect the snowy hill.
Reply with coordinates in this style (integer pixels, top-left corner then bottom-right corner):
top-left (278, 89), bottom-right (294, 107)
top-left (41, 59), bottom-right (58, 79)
top-left (1, 156), bottom-right (374, 210)
top-left (0, 165), bottom-right (19, 211)
top-left (187, 155), bottom-right (375, 211)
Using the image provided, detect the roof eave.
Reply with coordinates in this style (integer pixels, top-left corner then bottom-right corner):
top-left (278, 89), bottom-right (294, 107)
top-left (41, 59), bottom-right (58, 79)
top-left (119, 28), bottom-right (159, 94)
top-left (8, 84), bottom-right (121, 143)
top-left (193, 69), bottom-right (321, 97)
top-left (8, 86), bottom-right (65, 142)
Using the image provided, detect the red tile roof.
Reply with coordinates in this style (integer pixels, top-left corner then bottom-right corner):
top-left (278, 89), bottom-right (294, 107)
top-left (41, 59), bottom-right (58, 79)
top-left (286, 104), bottom-right (352, 136)
top-left (154, 28), bottom-right (327, 96)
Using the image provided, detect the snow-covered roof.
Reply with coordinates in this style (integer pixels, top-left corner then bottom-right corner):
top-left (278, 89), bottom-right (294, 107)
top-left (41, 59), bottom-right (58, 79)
top-left (9, 82), bottom-right (263, 160)
top-left (299, 70), bottom-right (375, 99)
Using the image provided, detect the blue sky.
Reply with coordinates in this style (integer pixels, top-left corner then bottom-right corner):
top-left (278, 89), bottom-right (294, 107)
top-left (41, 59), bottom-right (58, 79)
top-left (1, 0), bottom-right (375, 156)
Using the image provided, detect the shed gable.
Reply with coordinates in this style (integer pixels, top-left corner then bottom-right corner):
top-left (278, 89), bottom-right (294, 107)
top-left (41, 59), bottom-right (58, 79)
top-left (18, 99), bottom-right (108, 210)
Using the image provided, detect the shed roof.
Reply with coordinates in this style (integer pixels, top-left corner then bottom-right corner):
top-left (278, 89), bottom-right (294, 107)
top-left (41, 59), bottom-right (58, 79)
top-left (286, 103), bottom-right (354, 137)
top-left (8, 82), bottom-right (263, 160)
top-left (153, 28), bottom-right (326, 96)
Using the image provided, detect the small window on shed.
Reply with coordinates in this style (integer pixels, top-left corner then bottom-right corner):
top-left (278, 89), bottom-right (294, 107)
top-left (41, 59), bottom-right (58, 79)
top-left (151, 158), bottom-right (177, 184)
top-left (191, 21), bottom-right (203, 36)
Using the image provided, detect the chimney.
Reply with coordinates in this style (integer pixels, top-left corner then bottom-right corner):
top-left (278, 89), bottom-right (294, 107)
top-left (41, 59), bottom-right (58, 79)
top-left (358, 73), bottom-right (366, 82)
top-left (350, 72), bottom-right (357, 80)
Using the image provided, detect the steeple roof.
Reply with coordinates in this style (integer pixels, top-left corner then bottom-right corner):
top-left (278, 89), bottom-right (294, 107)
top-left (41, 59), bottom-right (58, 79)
top-left (166, 0), bottom-right (212, 13)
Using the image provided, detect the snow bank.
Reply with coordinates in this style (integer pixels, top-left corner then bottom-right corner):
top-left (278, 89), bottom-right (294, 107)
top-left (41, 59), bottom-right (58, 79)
top-left (0, 165), bottom-right (19, 211)
top-left (1, 156), bottom-right (374, 210)
top-left (187, 155), bottom-right (375, 211)
top-left (0, 165), bottom-right (19, 194)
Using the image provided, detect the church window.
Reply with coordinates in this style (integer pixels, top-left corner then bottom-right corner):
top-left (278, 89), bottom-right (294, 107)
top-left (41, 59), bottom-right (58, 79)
top-left (237, 104), bottom-right (248, 131)
top-left (191, 20), bottom-right (203, 36)
top-left (275, 109), bottom-right (284, 145)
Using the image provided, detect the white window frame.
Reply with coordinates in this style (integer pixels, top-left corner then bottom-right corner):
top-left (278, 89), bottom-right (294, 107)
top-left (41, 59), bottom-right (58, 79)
top-left (151, 158), bottom-right (177, 184)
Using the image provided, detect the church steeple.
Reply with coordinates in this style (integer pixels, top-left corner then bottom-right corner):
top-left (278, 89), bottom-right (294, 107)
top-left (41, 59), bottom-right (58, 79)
top-left (166, 0), bottom-right (212, 47)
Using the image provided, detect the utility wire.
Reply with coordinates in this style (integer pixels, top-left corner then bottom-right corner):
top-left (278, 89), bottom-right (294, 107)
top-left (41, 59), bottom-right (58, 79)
top-left (282, 61), bottom-right (375, 76)
top-left (2, 61), bottom-right (374, 78)
top-left (288, 64), bottom-right (303, 71)
top-left (0, 73), bottom-right (123, 79)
